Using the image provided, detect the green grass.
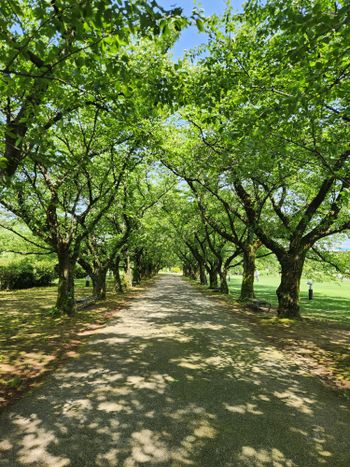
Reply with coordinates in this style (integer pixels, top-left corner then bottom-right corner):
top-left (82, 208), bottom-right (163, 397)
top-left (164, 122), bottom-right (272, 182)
top-left (228, 274), bottom-right (350, 324)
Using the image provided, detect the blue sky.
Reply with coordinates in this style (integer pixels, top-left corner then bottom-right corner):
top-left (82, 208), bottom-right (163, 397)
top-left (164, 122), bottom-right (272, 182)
top-left (158, 0), bottom-right (244, 58)
top-left (341, 239), bottom-right (350, 249)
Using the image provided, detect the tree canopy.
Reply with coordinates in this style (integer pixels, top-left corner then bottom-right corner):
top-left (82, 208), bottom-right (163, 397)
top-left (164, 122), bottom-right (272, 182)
top-left (0, 0), bottom-right (349, 319)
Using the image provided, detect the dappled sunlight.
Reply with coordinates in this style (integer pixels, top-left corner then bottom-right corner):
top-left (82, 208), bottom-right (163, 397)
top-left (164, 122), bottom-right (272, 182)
top-left (228, 275), bottom-right (350, 325)
top-left (0, 279), bottom-right (129, 406)
top-left (233, 292), bottom-right (350, 391)
top-left (125, 429), bottom-right (170, 465)
top-left (224, 402), bottom-right (264, 416)
top-left (170, 354), bottom-right (207, 370)
top-left (0, 275), bottom-right (349, 466)
top-left (95, 448), bottom-right (119, 466)
top-left (97, 401), bottom-right (126, 413)
top-left (273, 390), bottom-right (317, 416)
top-left (127, 373), bottom-right (176, 393)
top-left (238, 446), bottom-right (295, 466)
top-left (62, 399), bottom-right (93, 421)
top-left (11, 414), bottom-right (70, 466)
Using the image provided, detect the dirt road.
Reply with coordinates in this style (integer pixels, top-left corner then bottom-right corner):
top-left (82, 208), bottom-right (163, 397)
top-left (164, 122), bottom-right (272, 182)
top-left (0, 274), bottom-right (349, 466)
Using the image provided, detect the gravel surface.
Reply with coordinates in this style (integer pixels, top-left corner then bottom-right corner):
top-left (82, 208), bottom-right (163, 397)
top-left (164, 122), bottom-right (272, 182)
top-left (0, 274), bottom-right (349, 466)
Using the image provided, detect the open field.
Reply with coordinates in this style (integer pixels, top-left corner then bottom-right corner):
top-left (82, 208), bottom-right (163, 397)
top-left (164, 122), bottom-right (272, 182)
top-left (228, 274), bottom-right (350, 324)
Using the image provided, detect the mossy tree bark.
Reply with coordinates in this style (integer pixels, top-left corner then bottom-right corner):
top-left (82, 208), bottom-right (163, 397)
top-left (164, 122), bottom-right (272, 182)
top-left (92, 268), bottom-right (108, 300)
top-left (219, 270), bottom-right (229, 294)
top-left (208, 267), bottom-right (218, 289)
top-left (199, 262), bottom-right (208, 285)
top-left (276, 253), bottom-right (306, 319)
top-left (113, 256), bottom-right (124, 293)
top-left (239, 244), bottom-right (257, 301)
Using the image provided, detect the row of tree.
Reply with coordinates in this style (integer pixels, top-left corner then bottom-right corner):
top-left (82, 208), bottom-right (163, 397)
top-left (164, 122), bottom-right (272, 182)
top-left (0, 0), bottom-right (188, 314)
top-left (158, 0), bottom-right (350, 318)
top-left (0, 0), bottom-right (349, 319)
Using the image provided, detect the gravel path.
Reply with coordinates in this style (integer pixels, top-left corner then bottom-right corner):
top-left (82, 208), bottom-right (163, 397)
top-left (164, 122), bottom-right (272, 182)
top-left (0, 274), bottom-right (349, 466)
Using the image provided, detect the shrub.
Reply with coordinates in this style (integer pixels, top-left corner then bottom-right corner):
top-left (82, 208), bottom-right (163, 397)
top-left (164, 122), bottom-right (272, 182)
top-left (33, 262), bottom-right (57, 286)
top-left (0, 262), bottom-right (34, 290)
top-left (0, 260), bottom-right (56, 290)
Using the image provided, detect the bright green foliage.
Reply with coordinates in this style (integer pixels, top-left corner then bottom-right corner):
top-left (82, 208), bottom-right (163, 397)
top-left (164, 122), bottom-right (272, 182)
top-left (173, 0), bottom-right (350, 317)
top-left (0, 259), bottom-right (55, 290)
top-left (0, 0), bottom-right (192, 179)
top-left (0, 0), bottom-right (349, 321)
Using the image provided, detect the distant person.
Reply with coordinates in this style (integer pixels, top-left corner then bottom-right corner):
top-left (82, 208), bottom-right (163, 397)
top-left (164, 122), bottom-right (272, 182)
top-left (255, 269), bottom-right (260, 282)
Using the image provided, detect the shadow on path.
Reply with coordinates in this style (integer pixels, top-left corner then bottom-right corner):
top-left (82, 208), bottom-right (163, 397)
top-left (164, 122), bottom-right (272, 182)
top-left (0, 274), bottom-right (349, 466)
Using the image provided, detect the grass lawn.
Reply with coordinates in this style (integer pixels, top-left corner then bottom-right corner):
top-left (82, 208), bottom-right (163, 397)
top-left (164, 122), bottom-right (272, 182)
top-left (0, 278), bottom-right (133, 407)
top-left (228, 274), bottom-right (350, 324)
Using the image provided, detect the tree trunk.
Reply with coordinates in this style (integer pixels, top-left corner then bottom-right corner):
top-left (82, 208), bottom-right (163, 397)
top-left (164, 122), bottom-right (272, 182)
top-left (240, 246), bottom-right (256, 300)
top-left (199, 262), bottom-right (208, 285)
top-left (113, 257), bottom-right (124, 293)
top-left (56, 249), bottom-right (76, 316)
top-left (133, 266), bottom-right (141, 284)
top-left (219, 270), bottom-right (229, 294)
top-left (124, 254), bottom-right (133, 288)
top-left (189, 264), bottom-right (198, 280)
top-left (142, 263), bottom-right (153, 280)
top-left (133, 250), bottom-right (142, 285)
top-left (208, 269), bottom-right (218, 289)
top-left (276, 253), bottom-right (305, 319)
top-left (183, 262), bottom-right (192, 277)
top-left (92, 268), bottom-right (107, 300)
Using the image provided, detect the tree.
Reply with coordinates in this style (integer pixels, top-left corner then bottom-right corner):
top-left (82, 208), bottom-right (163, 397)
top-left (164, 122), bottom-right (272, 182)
top-left (174, 1), bottom-right (350, 318)
top-left (0, 29), bottom-right (187, 314)
top-left (77, 165), bottom-right (173, 297)
top-left (0, 0), bottom-right (192, 181)
top-left (0, 109), bottom-right (139, 314)
top-left (159, 126), bottom-right (262, 299)
top-left (124, 170), bottom-right (179, 284)
top-left (77, 204), bottom-right (133, 300)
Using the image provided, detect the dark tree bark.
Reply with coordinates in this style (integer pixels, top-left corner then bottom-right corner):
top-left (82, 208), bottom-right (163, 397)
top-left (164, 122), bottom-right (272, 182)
top-left (199, 261), bottom-right (208, 285)
top-left (183, 261), bottom-right (195, 278)
top-left (276, 253), bottom-right (306, 319)
top-left (208, 268), bottom-right (218, 289)
top-left (219, 270), bottom-right (229, 294)
top-left (56, 247), bottom-right (76, 316)
top-left (188, 263), bottom-right (199, 280)
top-left (183, 263), bottom-right (190, 277)
top-left (186, 241), bottom-right (207, 285)
top-left (92, 268), bottom-right (108, 300)
top-left (113, 256), bottom-right (124, 293)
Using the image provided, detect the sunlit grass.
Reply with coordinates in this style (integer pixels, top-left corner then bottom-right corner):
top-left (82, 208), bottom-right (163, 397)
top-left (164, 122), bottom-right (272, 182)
top-left (227, 274), bottom-right (350, 324)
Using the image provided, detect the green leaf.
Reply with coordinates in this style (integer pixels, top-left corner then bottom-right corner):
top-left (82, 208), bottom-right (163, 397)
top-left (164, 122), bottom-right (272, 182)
top-left (0, 157), bottom-right (8, 169)
top-left (196, 19), bottom-right (205, 32)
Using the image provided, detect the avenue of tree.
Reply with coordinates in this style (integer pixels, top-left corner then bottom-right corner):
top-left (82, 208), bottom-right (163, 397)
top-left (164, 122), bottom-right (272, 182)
top-left (0, 0), bottom-right (349, 319)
